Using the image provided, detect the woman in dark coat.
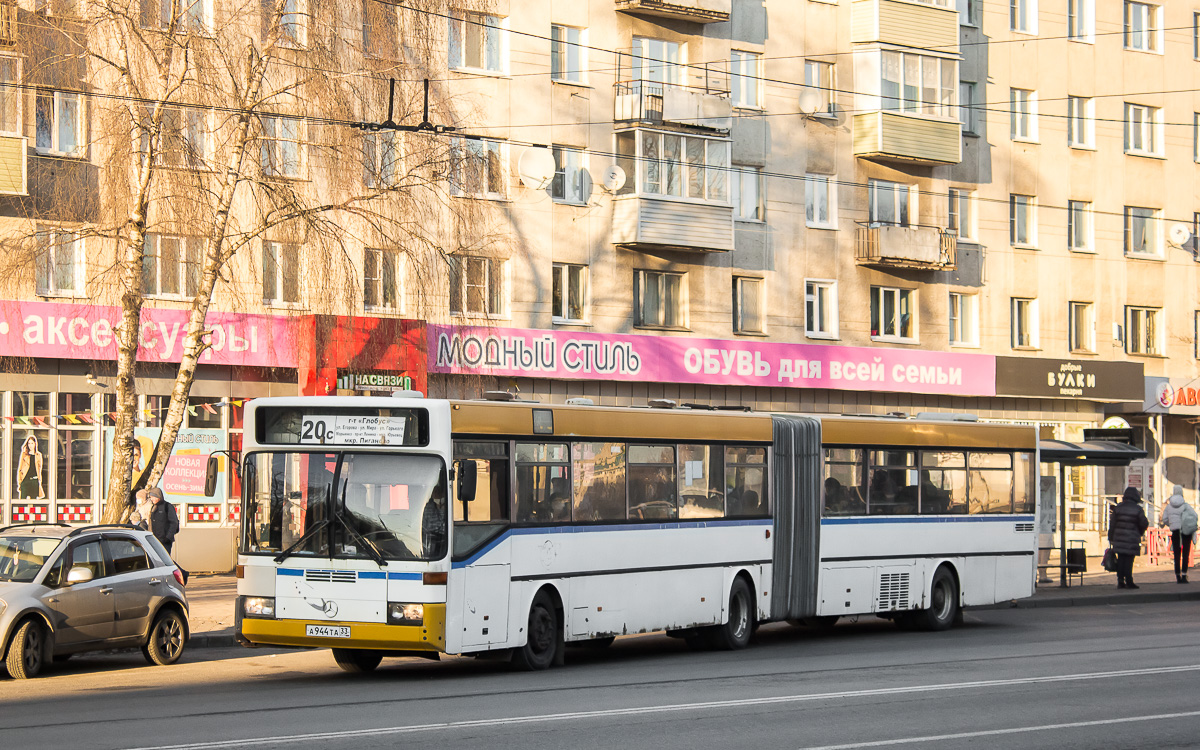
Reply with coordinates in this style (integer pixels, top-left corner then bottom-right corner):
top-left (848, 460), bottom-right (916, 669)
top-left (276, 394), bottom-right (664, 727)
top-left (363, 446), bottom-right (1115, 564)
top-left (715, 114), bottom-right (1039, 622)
top-left (1109, 486), bottom-right (1150, 589)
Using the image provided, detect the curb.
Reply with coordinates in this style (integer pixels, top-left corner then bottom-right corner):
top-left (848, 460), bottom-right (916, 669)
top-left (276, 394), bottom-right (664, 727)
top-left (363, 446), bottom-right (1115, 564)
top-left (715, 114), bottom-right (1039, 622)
top-left (977, 590), bottom-right (1200, 610)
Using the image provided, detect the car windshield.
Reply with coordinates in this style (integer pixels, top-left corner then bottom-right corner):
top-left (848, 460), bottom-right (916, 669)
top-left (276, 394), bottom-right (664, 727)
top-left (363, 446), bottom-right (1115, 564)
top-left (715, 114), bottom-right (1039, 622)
top-left (242, 452), bottom-right (448, 562)
top-left (0, 535), bottom-right (61, 582)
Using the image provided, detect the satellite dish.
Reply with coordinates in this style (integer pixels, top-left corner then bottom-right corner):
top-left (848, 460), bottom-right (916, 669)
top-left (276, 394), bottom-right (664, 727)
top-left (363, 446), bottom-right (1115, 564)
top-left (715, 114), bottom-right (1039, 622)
top-left (602, 164), bottom-right (626, 192)
top-left (798, 88), bottom-right (822, 116)
top-left (517, 147), bottom-right (556, 190)
top-left (1169, 223), bottom-right (1192, 246)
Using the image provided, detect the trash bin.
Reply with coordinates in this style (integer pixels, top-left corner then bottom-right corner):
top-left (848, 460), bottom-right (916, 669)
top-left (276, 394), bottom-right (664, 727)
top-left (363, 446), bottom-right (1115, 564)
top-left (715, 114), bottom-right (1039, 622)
top-left (1065, 545), bottom-right (1087, 586)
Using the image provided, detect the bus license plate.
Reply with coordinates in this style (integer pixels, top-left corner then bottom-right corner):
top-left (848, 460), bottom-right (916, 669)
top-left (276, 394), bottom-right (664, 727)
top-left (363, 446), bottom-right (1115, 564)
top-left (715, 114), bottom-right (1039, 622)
top-left (306, 625), bottom-right (350, 638)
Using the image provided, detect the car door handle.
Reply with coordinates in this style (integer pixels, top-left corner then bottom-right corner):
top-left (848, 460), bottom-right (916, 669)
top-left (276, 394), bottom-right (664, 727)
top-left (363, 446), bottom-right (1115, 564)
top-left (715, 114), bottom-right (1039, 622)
top-left (100, 587), bottom-right (113, 595)
top-left (148, 578), bottom-right (162, 586)
top-left (47, 597), bottom-right (59, 603)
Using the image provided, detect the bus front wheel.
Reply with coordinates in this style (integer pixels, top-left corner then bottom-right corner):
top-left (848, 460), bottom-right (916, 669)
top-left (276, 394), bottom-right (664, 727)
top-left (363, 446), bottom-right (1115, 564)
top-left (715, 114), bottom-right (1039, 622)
top-left (709, 577), bottom-right (754, 650)
top-left (332, 648), bottom-right (383, 673)
top-left (912, 566), bottom-right (959, 632)
top-left (512, 591), bottom-right (560, 671)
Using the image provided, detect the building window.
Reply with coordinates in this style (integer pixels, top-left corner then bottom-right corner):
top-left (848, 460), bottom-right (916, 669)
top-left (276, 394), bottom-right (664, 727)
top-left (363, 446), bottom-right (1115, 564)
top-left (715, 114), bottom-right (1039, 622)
top-left (1010, 297), bottom-right (1039, 348)
top-left (732, 166), bottom-right (764, 221)
top-left (260, 0), bottom-right (304, 47)
top-left (734, 277), bottom-right (765, 334)
top-left (959, 81), bottom-right (978, 134)
top-left (551, 146), bottom-right (586, 205)
top-left (1010, 88), bottom-right (1036, 142)
top-left (949, 292), bottom-right (978, 346)
top-left (1196, 311), bottom-right (1200, 357)
top-left (550, 25), bottom-right (585, 84)
top-left (363, 247), bottom-right (400, 310)
top-left (144, 0), bottom-right (210, 31)
top-left (262, 241), bottom-right (300, 305)
top-left (880, 51), bottom-right (956, 118)
top-left (260, 116), bottom-right (303, 178)
top-left (1124, 1), bottom-right (1161, 52)
top-left (804, 60), bottom-right (836, 117)
top-left (869, 180), bottom-right (913, 227)
top-left (1126, 306), bottom-right (1162, 355)
top-left (632, 37), bottom-right (683, 85)
top-left (730, 51), bottom-right (761, 109)
top-left (871, 286), bottom-right (915, 341)
top-left (1068, 0), bottom-right (1093, 42)
top-left (635, 270), bottom-right (686, 329)
top-left (805, 174), bottom-right (836, 229)
top-left (0, 57), bottom-right (20, 136)
top-left (614, 130), bottom-right (729, 203)
top-left (1067, 200), bottom-right (1093, 253)
top-left (1010, 194), bottom-right (1036, 248)
top-left (450, 255), bottom-right (505, 316)
top-left (1010, 0), bottom-right (1036, 33)
top-left (448, 11), bottom-right (505, 73)
top-left (35, 90), bottom-right (82, 157)
top-left (1067, 96), bottom-right (1094, 148)
top-left (142, 234), bottom-right (202, 298)
top-left (1196, 114), bottom-right (1200, 163)
top-left (806, 280), bottom-right (837, 339)
top-left (948, 188), bottom-right (974, 241)
top-left (552, 263), bottom-right (587, 323)
top-left (1069, 301), bottom-right (1095, 353)
top-left (1195, 12), bottom-right (1200, 60)
top-left (451, 137), bottom-right (507, 199)
top-left (956, 0), bottom-right (979, 26)
top-left (362, 0), bottom-right (398, 58)
top-left (1124, 206), bottom-right (1161, 257)
top-left (363, 130), bottom-right (400, 188)
top-left (1124, 103), bottom-right (1162, 156)
top-left (35, 227), bottom-right (81, 296)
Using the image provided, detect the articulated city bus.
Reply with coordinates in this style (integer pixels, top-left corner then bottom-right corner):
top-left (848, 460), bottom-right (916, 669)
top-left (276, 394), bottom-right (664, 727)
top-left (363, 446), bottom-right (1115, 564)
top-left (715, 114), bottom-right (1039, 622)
top-left (226, 395), bottom-right (1037, 672)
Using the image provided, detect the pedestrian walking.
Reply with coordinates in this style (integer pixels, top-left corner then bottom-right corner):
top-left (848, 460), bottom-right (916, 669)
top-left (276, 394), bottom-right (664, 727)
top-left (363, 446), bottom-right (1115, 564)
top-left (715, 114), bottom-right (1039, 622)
top-left (1109, 486), bottom-right (1150, 589)
top-left (146, 487), bottom-right (179, 554)
top-left (1159, 484), bottom-right (1198, 583)
top-left (128, 488), bottom-right (152, 529)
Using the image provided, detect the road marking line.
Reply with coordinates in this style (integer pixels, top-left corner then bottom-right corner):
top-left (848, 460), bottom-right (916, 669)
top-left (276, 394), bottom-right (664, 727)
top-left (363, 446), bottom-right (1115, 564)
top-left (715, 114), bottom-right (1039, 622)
top-left (796, 709), bottom-right (1200, 749)
top-left (121, 663), bottom-right (1200, 750)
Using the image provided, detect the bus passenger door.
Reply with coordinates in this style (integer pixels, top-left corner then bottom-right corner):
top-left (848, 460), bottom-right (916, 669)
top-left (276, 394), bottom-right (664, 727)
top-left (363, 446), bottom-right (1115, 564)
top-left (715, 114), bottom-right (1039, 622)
top-left (458, 564), bottom-right (510, 648)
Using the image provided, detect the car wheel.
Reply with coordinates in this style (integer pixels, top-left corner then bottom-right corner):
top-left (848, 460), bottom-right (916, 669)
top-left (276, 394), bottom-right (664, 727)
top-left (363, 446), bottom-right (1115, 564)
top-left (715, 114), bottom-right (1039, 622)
top-left (332, 649), bottom-right (383, 673)
top-left (511, 591), bottom-right (559, 671)
top-left (5, 619), bottom-right (47, 679)
top-left (143, 610), bottom-right (186, 666)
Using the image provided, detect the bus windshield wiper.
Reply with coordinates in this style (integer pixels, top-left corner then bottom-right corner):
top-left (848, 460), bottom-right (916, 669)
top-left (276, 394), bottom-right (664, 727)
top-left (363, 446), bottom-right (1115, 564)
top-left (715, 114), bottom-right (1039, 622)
top-left (333, 513), bottom-right (388, 567)
top-left (273, 519), bottom-right (330, 564)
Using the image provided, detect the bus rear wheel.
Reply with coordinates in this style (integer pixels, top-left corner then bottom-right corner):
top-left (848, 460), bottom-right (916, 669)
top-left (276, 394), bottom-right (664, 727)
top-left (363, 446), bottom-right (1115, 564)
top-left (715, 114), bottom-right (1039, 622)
top-left (332, 648), bottom-right (383, 673)
top-left (912, 566), bottom-right (959, 632)
top-left (708, 578), bottom-right (754, 651)
top-left (512, 591), bottom-right (560, 671)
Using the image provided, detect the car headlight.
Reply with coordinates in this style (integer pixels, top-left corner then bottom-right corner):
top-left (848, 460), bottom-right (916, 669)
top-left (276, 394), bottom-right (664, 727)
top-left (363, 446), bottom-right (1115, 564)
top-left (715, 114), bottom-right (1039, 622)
top-left (243, 596), bottom-right (275, 619)
top-left (387, 602), bottom-right (423, 626)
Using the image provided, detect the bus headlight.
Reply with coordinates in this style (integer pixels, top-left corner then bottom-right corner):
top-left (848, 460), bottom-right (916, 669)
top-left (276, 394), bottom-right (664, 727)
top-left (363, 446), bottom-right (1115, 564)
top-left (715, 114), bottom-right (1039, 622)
top-left (243, 596), bottom-right (276, 619)
top-left (387, 602), bottom-right (423, 626)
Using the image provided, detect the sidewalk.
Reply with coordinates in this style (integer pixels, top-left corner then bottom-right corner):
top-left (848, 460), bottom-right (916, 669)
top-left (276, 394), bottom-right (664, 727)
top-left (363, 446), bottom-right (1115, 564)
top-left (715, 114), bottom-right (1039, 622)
top-left (181, 558), bottom-right (1200, 649)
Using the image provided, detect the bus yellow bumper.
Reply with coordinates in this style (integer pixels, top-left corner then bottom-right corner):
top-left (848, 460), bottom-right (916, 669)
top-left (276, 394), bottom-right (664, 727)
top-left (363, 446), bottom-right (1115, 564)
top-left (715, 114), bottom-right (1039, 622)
top-left (240, 603), bottom-right (446, 652)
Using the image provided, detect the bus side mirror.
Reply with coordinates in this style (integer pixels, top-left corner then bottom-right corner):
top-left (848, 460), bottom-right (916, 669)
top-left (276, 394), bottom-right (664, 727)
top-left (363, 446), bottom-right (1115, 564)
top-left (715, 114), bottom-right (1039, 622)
top-left (204, 455), bottom-right (220, 497)
top-left (456, 460), bottom-right (477, 503)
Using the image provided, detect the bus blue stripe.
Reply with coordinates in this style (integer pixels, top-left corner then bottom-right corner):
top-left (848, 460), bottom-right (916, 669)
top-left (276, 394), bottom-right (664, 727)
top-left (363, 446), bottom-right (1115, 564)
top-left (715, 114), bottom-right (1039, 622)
top-left (276, 568), bottom-right (303, 576)
top-left (358, 571), bottom-right (387, 579)
top-left (821, 515), bottom-right (1036, 525)
top-left (387, 572), bottom-right (422, 581)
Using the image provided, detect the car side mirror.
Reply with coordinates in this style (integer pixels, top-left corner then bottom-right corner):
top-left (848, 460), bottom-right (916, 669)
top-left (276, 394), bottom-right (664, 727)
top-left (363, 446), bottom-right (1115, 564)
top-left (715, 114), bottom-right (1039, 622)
top-left (204, 455), bottom-right (220, 497)
top-left (456, 460), bottom-right (477, 503)
top-left (66, 565), bottom-right (94, 585)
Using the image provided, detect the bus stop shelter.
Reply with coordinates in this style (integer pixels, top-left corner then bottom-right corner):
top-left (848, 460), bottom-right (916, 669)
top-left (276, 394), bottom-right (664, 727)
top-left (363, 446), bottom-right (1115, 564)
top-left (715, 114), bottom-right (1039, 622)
top-left (1038, 439), bottom-right (1148, 587)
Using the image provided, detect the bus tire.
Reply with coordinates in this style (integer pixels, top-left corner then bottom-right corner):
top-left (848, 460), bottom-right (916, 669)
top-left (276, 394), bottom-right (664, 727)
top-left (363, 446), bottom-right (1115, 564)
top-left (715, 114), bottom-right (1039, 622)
top-left (709, 577), bottom-right (754, 651)
top-left (332, 648), bottom-right (383, 673)
top-left (913, 566), bottom-right (959, 632)
top-left (512, 591), bottom-right (559, 671)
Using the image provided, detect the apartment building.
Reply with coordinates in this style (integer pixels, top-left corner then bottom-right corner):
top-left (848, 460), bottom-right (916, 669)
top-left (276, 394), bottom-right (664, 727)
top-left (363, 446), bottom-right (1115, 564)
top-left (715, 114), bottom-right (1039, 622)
top-left (0, 0), bottom-right (1195, 541)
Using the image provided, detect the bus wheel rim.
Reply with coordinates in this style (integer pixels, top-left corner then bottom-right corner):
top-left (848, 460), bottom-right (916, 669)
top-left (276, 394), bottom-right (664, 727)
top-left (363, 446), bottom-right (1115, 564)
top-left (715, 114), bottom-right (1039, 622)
top-left (530, 607), bottom-right (553, 652)
top-left (732, 592), bottom-right (748, 639)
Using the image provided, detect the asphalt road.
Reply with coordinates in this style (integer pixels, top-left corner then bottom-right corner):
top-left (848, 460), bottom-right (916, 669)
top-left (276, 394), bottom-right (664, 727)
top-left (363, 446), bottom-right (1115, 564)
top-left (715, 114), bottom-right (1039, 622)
top-left (3, 603), bottom-right (1200, 750)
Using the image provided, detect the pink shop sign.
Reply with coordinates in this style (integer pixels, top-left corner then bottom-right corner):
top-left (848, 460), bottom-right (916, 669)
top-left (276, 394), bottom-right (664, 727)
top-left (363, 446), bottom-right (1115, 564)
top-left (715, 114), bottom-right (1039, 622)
top-left (429, 324), bottom-right (997, 397)
top-left (0, 300), bottom-right (299, 368)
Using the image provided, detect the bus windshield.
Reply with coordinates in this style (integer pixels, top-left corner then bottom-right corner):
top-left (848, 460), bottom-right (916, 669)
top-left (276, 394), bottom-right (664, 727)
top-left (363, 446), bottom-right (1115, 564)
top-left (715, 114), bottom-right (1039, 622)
top-left (242, 452), bottom-right (448, 562)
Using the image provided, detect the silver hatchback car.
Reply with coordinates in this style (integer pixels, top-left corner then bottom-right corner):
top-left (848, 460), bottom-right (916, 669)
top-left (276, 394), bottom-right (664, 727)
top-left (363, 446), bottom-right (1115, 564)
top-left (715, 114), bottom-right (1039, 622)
top-left (0, 523), bottom-right (189, 679)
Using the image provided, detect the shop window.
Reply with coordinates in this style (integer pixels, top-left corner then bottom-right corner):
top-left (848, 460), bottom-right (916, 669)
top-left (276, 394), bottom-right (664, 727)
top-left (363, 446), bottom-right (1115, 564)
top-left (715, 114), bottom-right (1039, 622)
top-left (56, 430), bottom-right (92, 500)
top-left (14, 392), bottom-right (51, 418)
top-left (12, 431), bottom-right (49, 500)
top-left (187, 397), bottom-right (223, 429)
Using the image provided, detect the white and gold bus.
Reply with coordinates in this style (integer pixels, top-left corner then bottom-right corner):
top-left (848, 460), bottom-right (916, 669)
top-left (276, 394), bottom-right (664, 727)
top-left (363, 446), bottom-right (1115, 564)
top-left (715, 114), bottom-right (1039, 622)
top-left (226, 396), bottom-right (1037, 672)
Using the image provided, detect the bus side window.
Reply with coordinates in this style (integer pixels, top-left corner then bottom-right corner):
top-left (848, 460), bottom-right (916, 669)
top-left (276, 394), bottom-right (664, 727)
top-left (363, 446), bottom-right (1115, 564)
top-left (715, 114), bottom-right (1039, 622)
top-left (678, 444), bottom-right (724, 519)
top-left (969, 452), bottom-right (1014, 514)
top-left (573, 442), bottom-right (628, 522)
top-left (726, 446), bottom-right (767, 517)
top-left (1013, 452), bottom-right (1035, 514)
top-left (453, 441), bottom-right (510, 524)
top-left (515, 443), bottom-right (570, 524)
top-left (918, 451), bottom-right (967, 515)
top-left (868, 451), bottom-right (918, 515)
top-left (823, 448), bottom-right (865, 517)
top-left (628, 445), bottom-right (677, 520)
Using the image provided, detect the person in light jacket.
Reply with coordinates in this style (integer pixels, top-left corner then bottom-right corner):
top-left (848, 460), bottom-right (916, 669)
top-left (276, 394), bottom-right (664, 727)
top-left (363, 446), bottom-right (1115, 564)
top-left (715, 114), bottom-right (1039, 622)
top-left (1159, 484), bottom-right (1197, 583)
top-left (1109, 486), bottom-right (1150, 589)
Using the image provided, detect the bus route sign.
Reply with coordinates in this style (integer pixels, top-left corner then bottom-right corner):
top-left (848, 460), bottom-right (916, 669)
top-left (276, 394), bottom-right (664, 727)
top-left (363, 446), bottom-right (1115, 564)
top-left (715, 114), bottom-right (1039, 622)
top-left (299, 414), bottom-right (408, 445)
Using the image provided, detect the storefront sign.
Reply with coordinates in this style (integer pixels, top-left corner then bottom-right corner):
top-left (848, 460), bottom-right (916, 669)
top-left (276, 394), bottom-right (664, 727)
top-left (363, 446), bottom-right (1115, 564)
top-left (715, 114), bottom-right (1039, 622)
top-left (103, 428), bottom-right (228, 506)
top-left (0, 300), bottom-right (298, 368)
top-left (338, 372), bottom-right (416, 392)
top-left (429, 325), bottom-right (997, 397)
top-left (995, 357), bottom-right (1144, 401)
top-left (1143, 377), bottom-right (1200, 415)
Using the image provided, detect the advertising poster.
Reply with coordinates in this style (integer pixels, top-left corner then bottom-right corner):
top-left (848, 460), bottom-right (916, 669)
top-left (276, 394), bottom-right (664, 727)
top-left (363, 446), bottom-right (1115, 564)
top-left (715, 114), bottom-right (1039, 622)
top-left (104, 427), bottom-right (227, 506)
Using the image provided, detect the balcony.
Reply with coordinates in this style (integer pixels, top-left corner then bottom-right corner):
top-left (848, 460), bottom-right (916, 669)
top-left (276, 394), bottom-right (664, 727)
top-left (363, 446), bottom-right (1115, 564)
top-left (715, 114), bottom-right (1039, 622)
top-left (614, 0), bottom-right (730, 24)
top-left (855, 225), bottom-right (956, 270)
top-left (853, 111), bottom-right (961, 165)
top-left (614, 56), bottom-right (731, 132)
top-left (851, 0), bottom-right (958, 52)
top-left (613, 196), bottom-right (734, 252)
top-left (0, 135), bottom-right (27, 195)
